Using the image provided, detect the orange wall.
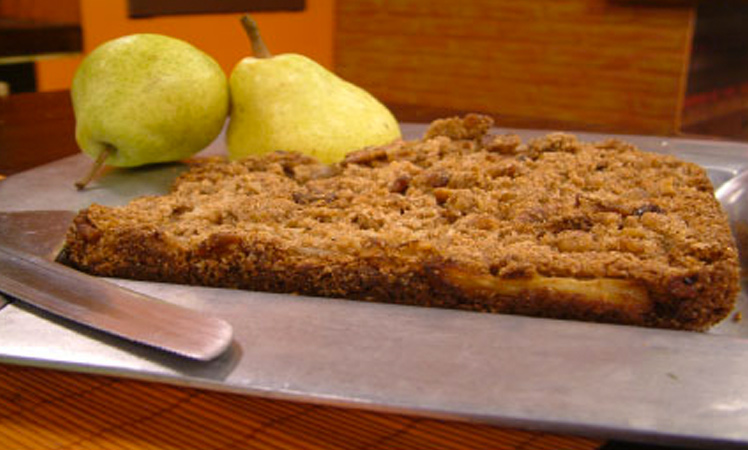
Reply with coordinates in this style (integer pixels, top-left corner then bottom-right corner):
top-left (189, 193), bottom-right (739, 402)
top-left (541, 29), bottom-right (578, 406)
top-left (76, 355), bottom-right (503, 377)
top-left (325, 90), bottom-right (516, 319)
top-left (35, 0), bottom-right (334, 92)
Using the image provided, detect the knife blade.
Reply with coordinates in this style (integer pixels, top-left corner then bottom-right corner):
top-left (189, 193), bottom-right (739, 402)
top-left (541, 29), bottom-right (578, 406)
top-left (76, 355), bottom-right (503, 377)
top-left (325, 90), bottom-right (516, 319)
top-left (0, 210), bottom-right (79, 258)
top-left (0, 211), bottom-right (233, 361)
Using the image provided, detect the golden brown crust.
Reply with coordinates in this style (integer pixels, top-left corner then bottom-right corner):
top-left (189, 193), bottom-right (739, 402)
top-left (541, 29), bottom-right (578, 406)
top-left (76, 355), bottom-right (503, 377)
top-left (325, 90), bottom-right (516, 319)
top-left (59, 114), bottom-right (741, 330)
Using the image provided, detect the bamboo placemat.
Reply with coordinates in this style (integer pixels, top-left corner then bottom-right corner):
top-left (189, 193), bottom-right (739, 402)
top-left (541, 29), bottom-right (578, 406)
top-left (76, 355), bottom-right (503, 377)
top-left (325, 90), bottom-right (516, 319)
top-left (0, 363), bottom-right (603, 450)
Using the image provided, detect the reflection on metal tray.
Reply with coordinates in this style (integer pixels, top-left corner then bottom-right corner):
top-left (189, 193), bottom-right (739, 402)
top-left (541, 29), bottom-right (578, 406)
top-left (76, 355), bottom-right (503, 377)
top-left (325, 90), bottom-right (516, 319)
top-left (1, 125), bottom-right (748, 449)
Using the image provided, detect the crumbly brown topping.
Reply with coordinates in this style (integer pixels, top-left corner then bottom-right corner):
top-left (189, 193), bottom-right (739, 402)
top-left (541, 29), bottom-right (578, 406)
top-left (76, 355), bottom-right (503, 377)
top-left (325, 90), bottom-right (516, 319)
top-left (87, 115), bottom-right (732, 281)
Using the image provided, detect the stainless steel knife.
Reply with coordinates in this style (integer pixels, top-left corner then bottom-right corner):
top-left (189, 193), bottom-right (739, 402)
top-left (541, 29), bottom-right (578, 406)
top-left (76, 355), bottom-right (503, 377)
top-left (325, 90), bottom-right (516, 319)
top-left (0, 210), bottom-right (233, 361)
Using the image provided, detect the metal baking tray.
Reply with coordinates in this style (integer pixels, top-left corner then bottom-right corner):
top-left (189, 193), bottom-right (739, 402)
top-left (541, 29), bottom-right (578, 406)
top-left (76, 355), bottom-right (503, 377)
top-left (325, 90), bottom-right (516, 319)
top-left (1, 124), bottom-right (748, 449)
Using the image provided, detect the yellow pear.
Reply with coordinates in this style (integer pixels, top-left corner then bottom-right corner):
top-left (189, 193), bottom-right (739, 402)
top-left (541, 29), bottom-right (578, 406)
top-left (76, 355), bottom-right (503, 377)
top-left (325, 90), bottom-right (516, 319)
top-left (71, 34), bottom-right (229, 189)
top-left (227, 15), bottom-right (401, 164)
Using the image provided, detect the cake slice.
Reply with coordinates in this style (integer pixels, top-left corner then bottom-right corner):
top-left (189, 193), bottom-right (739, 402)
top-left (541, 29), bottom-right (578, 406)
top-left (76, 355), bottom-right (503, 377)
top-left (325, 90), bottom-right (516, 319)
top-left (59, 114), bottom-right (741, 330)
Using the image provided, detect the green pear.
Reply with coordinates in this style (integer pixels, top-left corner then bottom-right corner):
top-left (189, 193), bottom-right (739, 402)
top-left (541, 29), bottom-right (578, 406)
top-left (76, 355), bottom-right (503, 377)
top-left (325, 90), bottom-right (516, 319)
top-left (72, 34), bottom-right (229, 189)
top-left (227, 16), bottom-right (401, 164)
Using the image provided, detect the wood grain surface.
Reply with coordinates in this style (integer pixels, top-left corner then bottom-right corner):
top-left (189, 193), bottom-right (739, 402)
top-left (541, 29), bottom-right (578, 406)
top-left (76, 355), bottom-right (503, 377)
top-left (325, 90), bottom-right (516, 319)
top-left (335, 0), bottom-right (696, 135)
top-left (0, 363), bottom-right (602, 450)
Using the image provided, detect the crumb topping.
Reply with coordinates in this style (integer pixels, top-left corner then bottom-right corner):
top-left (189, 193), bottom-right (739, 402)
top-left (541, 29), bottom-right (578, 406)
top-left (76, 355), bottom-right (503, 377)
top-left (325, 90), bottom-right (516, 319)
top-left (85, 114), bottom-right (733, 284)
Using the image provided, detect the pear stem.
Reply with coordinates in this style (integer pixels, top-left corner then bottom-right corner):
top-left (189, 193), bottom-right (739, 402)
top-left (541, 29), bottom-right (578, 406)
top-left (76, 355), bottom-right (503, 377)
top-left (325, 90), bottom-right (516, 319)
top-left (240, 14), bottom-right (272, 58)
top-left (74, 145), bottom-right (113, 190)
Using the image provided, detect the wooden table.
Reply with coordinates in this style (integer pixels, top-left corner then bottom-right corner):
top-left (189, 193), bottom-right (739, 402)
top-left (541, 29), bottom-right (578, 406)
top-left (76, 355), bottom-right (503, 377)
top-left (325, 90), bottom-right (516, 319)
top-left (0, 91), bottom-right (687, 450)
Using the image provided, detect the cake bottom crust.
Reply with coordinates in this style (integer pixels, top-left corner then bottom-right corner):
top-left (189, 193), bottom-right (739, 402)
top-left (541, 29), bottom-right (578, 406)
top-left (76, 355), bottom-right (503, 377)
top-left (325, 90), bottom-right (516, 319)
top-left (59, 211), bottom-right (740, 332)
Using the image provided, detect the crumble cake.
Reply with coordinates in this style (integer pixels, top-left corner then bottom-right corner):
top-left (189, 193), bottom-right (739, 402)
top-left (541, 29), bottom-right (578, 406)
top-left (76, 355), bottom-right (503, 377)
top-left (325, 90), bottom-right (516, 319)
top-left (60, 114), bottom-right (741, 330)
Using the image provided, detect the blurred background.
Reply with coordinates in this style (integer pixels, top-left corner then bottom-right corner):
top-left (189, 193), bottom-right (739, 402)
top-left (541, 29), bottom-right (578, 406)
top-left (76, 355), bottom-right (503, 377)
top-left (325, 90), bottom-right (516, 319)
top-left (1, 0), bottom-right (747, 140)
